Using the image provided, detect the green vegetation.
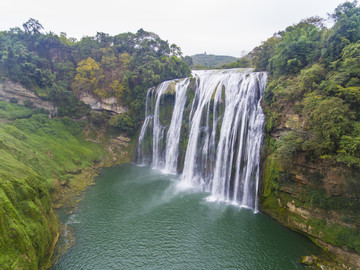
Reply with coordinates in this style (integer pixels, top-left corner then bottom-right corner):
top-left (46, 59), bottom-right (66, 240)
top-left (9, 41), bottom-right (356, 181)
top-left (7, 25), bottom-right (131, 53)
top-left (0, 100), bottom-right (35, 119)
top-left (219, 55), bottom-right (252, 69)
top-left (0, 101), bottom-right (104, 269)
top-left (0, 20), bottom-right (191, 269)
top-left (190, 53), bottom-right (239, 68)
top-left (254, 1), bottom-right (360, 168)
top-left (257, 2), bottom-right (360, 264)
top-left (0, 20), bottom-right (191, 133)
top-left (308, 218), bottom-right (360, 252)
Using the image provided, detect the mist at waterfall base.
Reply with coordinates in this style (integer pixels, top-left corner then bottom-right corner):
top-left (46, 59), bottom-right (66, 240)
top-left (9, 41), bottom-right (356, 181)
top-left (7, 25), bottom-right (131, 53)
top-left (52, 69), bottom-right (320, 269)
top-left (52, 165), bottom-right (319, 269)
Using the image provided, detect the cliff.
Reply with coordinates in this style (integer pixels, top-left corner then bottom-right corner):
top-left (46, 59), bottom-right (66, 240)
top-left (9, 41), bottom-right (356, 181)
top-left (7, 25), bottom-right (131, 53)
top-left (0, 22), bottom-right (191, 269)
top-left (249, 4), bottom-right (360, 268)
top-left (259, 95), bottom-right (360, 269)
top-left (0, 80), bottom-right (57, 117)
top-left (0, 95), bottom-right (134, 269)
top-left (78, 92), bottom-right (127, 114)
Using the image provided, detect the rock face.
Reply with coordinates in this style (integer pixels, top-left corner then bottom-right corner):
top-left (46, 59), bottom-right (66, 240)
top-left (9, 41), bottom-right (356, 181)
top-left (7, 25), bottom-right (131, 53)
top-left (259, 107), bottom-right (360, 269)
top-left (0, 80), bottom-right (127, 116)
top-left (78, 92), bottom-right (127, 114)
top-left (0, 80), bottom-right (57, 116)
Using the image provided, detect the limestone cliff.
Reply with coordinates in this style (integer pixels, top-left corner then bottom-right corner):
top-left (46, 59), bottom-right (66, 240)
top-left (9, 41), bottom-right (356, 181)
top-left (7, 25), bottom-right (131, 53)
top-left (78, 92), bottom-right (127, 114)
top-left (0, 80), bottom-right (57, 117)
top-left (259, 103), bottom-right (360, 269)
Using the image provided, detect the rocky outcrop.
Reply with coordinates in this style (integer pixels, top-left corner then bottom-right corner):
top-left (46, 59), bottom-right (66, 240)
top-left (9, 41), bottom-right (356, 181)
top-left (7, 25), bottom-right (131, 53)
top-left (261, 189), bottom-right (360, 269)
top-left (78, 92), bottom-right (127, 114)
top-left (0, 80), bottom-right (57, 116)
top-left (260, 110), bottom-right (360, 269)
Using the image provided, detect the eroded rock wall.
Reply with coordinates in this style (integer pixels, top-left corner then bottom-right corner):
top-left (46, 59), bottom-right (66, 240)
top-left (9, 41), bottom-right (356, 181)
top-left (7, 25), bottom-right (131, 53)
top-left (259, 109), bottom-right (360, 269)
top-left (0, 80), bottom-right (57, 116)
top-left (78, 92), bottom-right (127, 114)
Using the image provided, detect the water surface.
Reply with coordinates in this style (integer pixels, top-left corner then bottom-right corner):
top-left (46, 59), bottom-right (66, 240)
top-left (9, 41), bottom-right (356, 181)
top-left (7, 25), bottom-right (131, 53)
top-left (52, 164), bottom-right (319, 270)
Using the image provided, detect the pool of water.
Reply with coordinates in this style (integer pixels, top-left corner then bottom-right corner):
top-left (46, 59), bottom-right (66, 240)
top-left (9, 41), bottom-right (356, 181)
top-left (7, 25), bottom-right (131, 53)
top-left (52, 164), bottom-right (319, 269)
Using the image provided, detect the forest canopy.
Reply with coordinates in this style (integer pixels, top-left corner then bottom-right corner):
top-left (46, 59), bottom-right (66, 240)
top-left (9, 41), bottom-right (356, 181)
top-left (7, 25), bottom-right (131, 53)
top-left (0, 19), bottom-right (191, 132)
top-left (251, 0), bottom-right (360, 168)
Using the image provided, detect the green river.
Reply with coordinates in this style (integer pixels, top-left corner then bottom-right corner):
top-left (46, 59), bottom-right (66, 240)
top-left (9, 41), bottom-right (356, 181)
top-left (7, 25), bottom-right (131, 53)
top-left (52, 164), bottom-right (320, 269)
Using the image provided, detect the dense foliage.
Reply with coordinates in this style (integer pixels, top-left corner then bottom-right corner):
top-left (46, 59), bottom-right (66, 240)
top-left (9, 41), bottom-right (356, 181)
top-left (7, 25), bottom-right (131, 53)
top-left (257, 2), bottom-right (360, 258)
top-left (0, 101), bottom-right (104, 269)
top-left (0, 20), bottom-right (191, 133)
top-left (190, 53), bottom-right (239, 68)
top-left (253, 1), bottom-right (360, 169)
top-left (218, 55), bottom-right (252, 69)
top-left (0, 23), bottom-right (190, 268)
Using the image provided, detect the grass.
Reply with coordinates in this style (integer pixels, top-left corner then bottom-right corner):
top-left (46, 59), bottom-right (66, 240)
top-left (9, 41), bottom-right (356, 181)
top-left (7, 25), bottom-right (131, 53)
top-left (0, 100), bottom-right (36, 120)
top-left (0, 102), bottom-right (105, 269)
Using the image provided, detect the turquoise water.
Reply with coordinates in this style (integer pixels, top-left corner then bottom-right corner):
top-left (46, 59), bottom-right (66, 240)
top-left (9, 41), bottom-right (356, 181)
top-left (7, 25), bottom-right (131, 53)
top-left (52, 164), bottom-right (319, 270)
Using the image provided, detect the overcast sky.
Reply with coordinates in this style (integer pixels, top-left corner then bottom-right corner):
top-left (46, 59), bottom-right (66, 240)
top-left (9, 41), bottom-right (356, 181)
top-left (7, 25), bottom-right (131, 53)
top-left (0, 0), bottom-right (347, 57)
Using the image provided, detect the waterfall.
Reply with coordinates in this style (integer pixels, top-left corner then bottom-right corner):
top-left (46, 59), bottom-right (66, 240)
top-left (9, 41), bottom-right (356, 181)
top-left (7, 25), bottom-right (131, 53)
top-left (152, 81), bottom-right (171, 168)
top-left (164, 78), bottom-right (190, 174)
top-left (136, 69), bottom-right (267, 211)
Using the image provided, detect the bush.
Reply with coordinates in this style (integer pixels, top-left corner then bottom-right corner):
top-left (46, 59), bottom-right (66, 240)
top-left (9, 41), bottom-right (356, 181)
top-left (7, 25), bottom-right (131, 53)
top-left (275, 131), bottom-right (304, 162)
top-left (299, 64), bottom-right (326, 91)
top-left (90, 111), bottom-right (108, 126)
top-left (0, 100), bottom-right (33, 120)
top-left (23, 100), bottom-right (34, 108)
top-left (109, 112), bottom-right (135, 135)
top-left (337, 122), bottom-right (360, 168)
top-left (304, 97), bottom-right (354, 156)
top-left (9, 98), bottom-right (18, 103)
top-left (61, 116), bottom-right (85, 136)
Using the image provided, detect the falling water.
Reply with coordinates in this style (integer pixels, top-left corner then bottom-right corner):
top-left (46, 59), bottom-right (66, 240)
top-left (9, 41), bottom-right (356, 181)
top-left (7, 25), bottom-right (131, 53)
top-left (152, 81), bottom-right (171, 168)
top-left (137, 87), bottom-right (154, 165)
top-left (136, 69), bottom-right (267, 211)
top-left (164, 78), bottom-right (190, 174)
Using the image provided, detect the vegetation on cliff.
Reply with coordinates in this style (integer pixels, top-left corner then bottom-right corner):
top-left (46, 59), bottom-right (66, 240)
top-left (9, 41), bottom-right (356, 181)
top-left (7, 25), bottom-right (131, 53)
top-left (0, 101), bottom-right (105, 269)
top-left (0, 20), bottom-right (191, 133)
top-left (0, 21), bottom-right (191, 269)
top-left (2, 1), bottom-right (360, 268)
top-left (254, 1), bottom-right (360, 267)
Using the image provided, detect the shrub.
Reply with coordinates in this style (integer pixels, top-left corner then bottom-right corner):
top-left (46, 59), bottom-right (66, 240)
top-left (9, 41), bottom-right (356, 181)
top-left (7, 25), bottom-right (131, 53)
top-left (109, 112), bottom-right (135, 135)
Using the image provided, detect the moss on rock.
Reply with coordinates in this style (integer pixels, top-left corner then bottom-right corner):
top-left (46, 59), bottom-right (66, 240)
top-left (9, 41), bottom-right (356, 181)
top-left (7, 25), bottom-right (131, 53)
top-left (0, 103), bottom-right (110, 269)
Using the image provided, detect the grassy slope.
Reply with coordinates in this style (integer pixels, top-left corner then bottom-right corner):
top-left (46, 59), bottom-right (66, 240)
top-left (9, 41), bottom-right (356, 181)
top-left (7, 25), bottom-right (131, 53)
top-left (0, 101), bottom-right (105, 269)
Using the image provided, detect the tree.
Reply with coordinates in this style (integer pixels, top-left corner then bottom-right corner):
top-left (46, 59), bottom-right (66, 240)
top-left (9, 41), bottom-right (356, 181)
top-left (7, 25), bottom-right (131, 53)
top-left (22, 18), bottom-right (43, 35)
top-left (72, 57), bottom-right (102, 95)
top-left (323, 1), bottom-right (360, 62)
top-left (95, 32), bottom-right (112, 47)
top-left (268, 21), bottom-right (322, 76)
top-left (337, 122), bottom-right (360, 167)
top-left (252, 36), bottom-right (280, 71)
top-left (330, 0), bottom-right (360, 22)
top-left (183, 56), bottom-right (193, 66)
top-left (326, 42), bottom-right (360, 114)
top-left (305, 97), bottom-right (354, 155)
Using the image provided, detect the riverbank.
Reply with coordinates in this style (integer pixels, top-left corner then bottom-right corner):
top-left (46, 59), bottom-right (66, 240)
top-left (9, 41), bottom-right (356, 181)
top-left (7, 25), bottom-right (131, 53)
top-left (0, 101), bottom-right (135, 269)
top-left (49, 129), bottom-right (136, 267)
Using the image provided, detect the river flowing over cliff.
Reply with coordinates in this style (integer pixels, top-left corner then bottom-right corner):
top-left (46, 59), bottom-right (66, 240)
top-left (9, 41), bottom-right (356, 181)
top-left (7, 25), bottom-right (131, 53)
top-left (136, 69), bottom-right (267, 211)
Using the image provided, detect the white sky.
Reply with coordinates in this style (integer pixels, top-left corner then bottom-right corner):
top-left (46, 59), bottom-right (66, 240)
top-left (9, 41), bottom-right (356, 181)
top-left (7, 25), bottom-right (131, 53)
top-left (0, 0), bottom-right (347, 57)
